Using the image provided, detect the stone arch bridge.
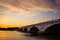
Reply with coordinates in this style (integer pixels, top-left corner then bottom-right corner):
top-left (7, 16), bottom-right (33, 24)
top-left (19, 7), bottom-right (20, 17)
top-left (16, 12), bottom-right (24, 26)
top-left (17, 19), bottom-right (60, 35)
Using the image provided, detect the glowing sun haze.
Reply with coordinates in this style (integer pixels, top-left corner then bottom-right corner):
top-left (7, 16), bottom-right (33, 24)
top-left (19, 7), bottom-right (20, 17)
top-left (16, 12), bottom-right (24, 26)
top-left (0, 0), bottom-right (60, 28)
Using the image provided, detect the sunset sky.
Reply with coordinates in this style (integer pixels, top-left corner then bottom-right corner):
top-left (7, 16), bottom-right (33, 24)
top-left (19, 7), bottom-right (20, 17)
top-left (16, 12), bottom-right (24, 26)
top-left (0, 0), bottom-right (60, 28)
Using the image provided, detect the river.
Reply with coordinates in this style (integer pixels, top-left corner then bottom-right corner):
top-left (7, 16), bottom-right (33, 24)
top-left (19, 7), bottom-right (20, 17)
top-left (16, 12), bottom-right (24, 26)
top-left (0, 31), bottom-right (60, 40)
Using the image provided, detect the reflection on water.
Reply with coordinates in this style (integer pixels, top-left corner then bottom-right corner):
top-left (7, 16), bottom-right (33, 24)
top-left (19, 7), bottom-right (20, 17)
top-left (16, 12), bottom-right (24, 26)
top-left (0, 31), bottom-right (60, 40)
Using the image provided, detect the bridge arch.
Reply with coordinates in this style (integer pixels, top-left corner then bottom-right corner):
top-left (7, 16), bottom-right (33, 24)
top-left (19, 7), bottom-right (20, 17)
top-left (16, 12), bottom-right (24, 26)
top-left (29, 27), bottom-right (39, 36)
top-left (44, 23), bottom-right (60, 34)
top-left (23, 28), bottom-right (28, 32)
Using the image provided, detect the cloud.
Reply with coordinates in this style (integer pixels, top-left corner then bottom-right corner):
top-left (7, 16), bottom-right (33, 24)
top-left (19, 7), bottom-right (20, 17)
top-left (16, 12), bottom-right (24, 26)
top-left (0, 0), bottom-right (60, 14)
top-left (0, 0), bottom-right (60, 27)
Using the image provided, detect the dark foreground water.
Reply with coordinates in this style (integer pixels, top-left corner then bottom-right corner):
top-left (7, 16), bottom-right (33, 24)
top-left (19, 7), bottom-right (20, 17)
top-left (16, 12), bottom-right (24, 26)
top-left (0, 31), bottom-right (60, 40)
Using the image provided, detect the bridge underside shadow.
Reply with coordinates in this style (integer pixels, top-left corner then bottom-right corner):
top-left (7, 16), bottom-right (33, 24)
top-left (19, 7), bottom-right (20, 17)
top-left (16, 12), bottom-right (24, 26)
top-left (44, 23), bottom-right (60, 34)
top-left (29, 27), bottom-right (39, 36)
top-left (23, 28), bottom-right (28, 32)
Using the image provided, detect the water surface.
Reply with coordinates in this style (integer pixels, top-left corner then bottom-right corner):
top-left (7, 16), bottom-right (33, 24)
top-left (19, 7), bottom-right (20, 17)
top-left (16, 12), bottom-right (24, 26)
top-left (0, 31), bottom-right (60, 40)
